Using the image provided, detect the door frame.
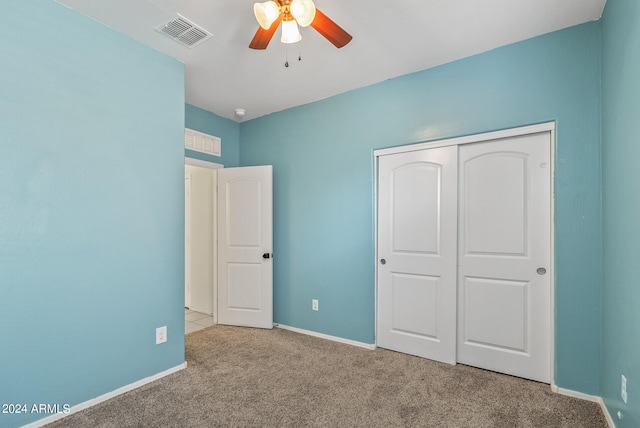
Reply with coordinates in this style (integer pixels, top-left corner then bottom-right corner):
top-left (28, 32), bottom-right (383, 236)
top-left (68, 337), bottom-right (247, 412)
top-left (185, 157), bottom-right (223, 324)
top-left (185, 172), bottom-right (192, 309)
top-left (373, 121), bottom-right (556, 383)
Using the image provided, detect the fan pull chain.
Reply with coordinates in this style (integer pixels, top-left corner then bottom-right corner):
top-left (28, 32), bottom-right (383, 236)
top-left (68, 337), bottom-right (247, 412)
top-left (284, 43), bottom-right (289, 68)
top-left (284, 42), bottom-right (302, 68)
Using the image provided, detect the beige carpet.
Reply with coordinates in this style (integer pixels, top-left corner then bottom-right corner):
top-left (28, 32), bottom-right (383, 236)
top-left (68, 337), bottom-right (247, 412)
top-left (47, 325), bottom-right (607, 427)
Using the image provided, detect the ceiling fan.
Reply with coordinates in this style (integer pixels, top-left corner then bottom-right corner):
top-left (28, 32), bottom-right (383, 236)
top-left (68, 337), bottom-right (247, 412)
top-left (249, 0), bottom-right (352, 50)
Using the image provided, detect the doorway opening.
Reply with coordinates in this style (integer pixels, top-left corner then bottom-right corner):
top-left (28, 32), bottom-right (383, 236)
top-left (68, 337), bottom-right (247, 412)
top-left (182, 159), bottom-right (275, 337)
top-left (184, 158), bottom-right (222, 334)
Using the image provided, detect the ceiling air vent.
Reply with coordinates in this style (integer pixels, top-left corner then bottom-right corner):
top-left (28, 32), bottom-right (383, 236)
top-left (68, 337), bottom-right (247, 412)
top-left (156, 15), bottom-right (212, 48)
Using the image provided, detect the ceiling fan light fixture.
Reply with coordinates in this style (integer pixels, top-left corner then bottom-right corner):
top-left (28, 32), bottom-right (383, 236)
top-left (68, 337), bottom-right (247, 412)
top-left (290, 0), bottom-right (316, 27)
top-left (254, 1), bottom-right (280, 30)
top-left (281, 19), bottom-right (302, 44)
top-left (248, 0), bottom-right (352, 50)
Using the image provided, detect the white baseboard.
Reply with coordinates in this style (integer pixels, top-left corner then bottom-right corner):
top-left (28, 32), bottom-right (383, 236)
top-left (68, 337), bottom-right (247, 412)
top-left (22, 362), bottom-right (187, 428)
top-left (551, 385), bottom-right (615, 428)
top-left (275, 324), bottom-right (376, 350)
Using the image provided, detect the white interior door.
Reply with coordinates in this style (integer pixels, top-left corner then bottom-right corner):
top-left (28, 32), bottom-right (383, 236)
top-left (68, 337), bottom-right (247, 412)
top-left (377, 146), bottom-right (458, 364)
top-left (217, 165), bottom-right (273, 329)
top-left (457, 132), bottom-right (551, 382)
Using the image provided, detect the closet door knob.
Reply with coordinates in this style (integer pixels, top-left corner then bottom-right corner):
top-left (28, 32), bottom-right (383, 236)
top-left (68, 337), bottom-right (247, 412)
top-left (380, 259), bottom-right (386, 265)
top-left (536, 267), bottom-right (546, 275)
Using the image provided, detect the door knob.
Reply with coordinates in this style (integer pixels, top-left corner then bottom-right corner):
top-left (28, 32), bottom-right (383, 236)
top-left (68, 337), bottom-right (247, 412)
top-left (536, 267), bottom-right (546, 275)
top-left (380, 259), bottom-right (386, 265)
top-left (263, 253), bottom-right (271, 259)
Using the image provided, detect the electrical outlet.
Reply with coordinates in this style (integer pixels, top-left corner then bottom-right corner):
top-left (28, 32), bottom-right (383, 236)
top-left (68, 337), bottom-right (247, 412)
top-left (312, 299), bottom-right (319, 311)
top-left (621, 375), bottom-right (627, 404)
top-left (156, 326), bottom-right (167, 345)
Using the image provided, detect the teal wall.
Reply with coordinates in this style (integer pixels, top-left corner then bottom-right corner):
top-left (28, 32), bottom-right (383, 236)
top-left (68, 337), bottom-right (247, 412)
top-left (601, 0), bottom-right (640, 426)
top-left (0, 1), bottom-right (618, 425)
top-left (240, 23), bottom-right (602, 394)
top-left (185, 104), bottom-right (240, 167)
top-left (0, 1), bottom-right (185, 427)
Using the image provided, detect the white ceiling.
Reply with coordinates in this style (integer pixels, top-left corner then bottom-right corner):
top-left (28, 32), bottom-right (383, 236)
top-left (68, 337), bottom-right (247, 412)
top-left (56, 0), bottom-right (606, 122)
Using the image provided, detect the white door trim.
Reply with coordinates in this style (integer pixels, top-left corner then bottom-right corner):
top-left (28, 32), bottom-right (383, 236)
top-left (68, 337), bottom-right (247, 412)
top-left (184, 157), bottom-right (223, 324)
top-left (185, 173), bottom-right (192, 309)
top-left (185, 158), bottom-right (223, 170)
top-left (375, 122), bottom-right (555, 157)
top-left (373, 122), bottom-right (555, 384)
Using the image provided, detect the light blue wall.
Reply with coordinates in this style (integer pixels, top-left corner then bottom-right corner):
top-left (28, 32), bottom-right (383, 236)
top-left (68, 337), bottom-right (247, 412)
top-left (601, 1), bottom-right (640, 426)
top-left (240, 23), bottom-right (602, 394)
top-left (185, 104), bottom-right (240, 167)
top-left (0, 1), bottom-right (185, 427)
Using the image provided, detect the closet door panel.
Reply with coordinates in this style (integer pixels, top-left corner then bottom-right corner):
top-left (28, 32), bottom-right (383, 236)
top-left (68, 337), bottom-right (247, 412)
top-left (457, 133), bottom-right (551, 383)
top-left (377, 146), bottom-right (457, 364)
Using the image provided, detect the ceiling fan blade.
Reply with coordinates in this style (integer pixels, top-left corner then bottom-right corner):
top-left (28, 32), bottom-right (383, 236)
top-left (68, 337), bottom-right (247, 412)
top-left (311, 8), bottom-right (352, 48)
top-left (249, 14), bottom-right (283, 50)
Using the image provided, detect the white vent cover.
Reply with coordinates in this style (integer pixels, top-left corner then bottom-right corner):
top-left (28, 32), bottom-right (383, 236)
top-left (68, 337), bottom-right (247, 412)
top-left (156, 15), bottom-right (212, 48)
top-left (185, 128), bottom-right (221, 157)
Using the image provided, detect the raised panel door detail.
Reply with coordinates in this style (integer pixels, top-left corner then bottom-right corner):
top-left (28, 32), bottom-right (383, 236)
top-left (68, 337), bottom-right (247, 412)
top-left (391, 273), bottom-right (439, 340)
top-left (392, 163), bottom-right (441, 254)
top-left (462, 276), bottom-right (529, 353)
top-left (226, 178), bottom-right (262, 248)
top-left (463, 152), bottom-right (527, 257)
top-left (227, 263), bottom-right (262, 311)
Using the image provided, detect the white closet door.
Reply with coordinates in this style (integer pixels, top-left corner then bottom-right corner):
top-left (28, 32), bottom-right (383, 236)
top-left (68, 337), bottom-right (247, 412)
top-left (377, 146), bottom-right (458, 364)
top-left (457, 132), bottom-right (551, 382)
